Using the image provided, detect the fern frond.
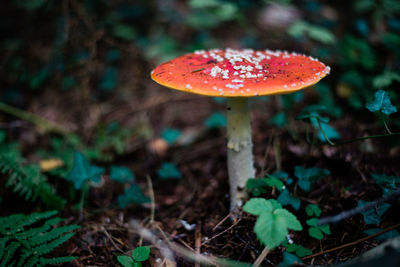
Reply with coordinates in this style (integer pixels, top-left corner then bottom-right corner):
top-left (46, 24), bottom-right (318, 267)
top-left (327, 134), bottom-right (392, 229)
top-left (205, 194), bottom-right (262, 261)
top-left (1, 241), bottom-right (20, 266)
top-left (0, 147), bottom-right (65, 209)
top-left (40, 256), bottom-right (78, 265)
top-left (34, 232), bottom-right (75, 256)
top-left (29, 225), bottom-right (79, 246)
top-left (0, 211), bottom-right (79, 267)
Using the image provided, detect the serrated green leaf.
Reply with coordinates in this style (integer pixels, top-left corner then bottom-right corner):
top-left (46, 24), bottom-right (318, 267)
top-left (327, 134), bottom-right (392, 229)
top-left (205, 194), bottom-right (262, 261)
top-left (277, 189), bottom-right (301, 210)
top-left (66, 151), bottom-right (105, 189)
top-left (132, 246), bottom-right (150, 262)
top-left (157, 162), bottom-right (182, 179)
top-left (243, 198), bottom-right (272, 216)
top-left (268, 199), bottom-right (283, 211)
top-left (309, 227), bottom-right (323, 240)
top-left (110, 166), bottom-right (135, 183)
top-left (365, 90), bottom-right (397, 115)
top-left (254, 212), bottom-right (288, 249)
top-left (273, 209), bottom-right (302, 231)
top-left (161, 128), bottom-right (182, 144)
top-left (305, 204), bottom-right (322, 217)
top-left (117, 255), bottom-right (134, 267)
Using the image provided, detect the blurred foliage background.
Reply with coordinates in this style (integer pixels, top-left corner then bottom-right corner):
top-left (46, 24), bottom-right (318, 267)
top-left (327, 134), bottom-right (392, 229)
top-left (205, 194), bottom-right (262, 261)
top-left (1, 0), bottom-right (399, 108)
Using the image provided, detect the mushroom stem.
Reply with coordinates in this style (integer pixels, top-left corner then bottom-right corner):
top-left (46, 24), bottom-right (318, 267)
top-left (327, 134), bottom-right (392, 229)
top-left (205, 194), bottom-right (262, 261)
top-left (226, 98), bottom-right (255, 211)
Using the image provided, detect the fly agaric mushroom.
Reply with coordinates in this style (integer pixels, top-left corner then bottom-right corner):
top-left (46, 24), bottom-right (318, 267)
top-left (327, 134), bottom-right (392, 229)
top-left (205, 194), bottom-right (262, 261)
top-left (151, 48), bottom-right (330, 210)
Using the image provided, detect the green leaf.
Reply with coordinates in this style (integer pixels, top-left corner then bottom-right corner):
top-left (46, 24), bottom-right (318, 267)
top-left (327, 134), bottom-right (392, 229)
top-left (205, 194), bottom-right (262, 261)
top-left (365, 90), bottom-right (397, 115)
top-left (285, 244), bottom-right (312, 257)
top-left (278, 252), bottom-right (302, 267)
top-left (358, 200), bottom-right (391, 225)
top-left (269, 112), bottom-right (287, 128)
top-left (271, 171), bottom-right (293, 185)
top-left (0, 130), bottom-right (5, 143)
top-left (112, 24), bottom-right (136, 41)
top-left (295, 245), bottom-right (312, 257)
top-left (161, 128), bottom-right (182, 144)
top-left (288, 20), bottom-right (336, 44)
top-left (117, 255), bottom-right (134, 267)
top-left (254, 212), bottom-right (288, 249)
top-left (269, 199), bottom-right (283, 211)
top-left (294, 166), bottom-right (330, 192)
top-left (246, 179), bottom-right (269, 196)
top-left (66, 151), bottom-right (105, 189)
top-left (371, 173), bottom-right (400, 190)
top-left (306, 218), bottom-right (319, 226)
top-left (204, 112), bottom-right (226, 128)
top-left (373, 72), bottom-right (400, 88)
top-left (273, 209), bottom-right (302, 231)
top-left (132, 246), bottom-right (150, 262)
top-left (264, 176), bottom-right (285, 191)
top-left (309, 227), bottom-right (323, 240)
top-left (277, 189), bottom-right (301, 210)
top-left (364, 228), bottom-right (399, 242)
top-left (243, 198), bottom-right (273, 216)
top-left (305, 204), bottom-right (322, 217)
top-left (316, 121), bottom-right (341, 142)
top-left (100, 67), bottom-right (118, 91)
top-left (117, 185), bottom-right (150, 208)
top-left (157, 162), bottom-right (182, 179)
top-left (110, 166), bottom-right (135, 183)
top-left (319, 224), bottom-right (331, 235)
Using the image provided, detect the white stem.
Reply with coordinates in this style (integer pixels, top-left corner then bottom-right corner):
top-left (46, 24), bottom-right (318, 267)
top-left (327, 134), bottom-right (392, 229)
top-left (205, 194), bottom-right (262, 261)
top-left (226, 98), bottom-right (255, 211)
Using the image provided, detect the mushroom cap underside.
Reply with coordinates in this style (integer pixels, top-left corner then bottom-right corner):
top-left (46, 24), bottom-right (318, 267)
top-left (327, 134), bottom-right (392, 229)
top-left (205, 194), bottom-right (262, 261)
top-left (151, 48), bottom-right (330, 97)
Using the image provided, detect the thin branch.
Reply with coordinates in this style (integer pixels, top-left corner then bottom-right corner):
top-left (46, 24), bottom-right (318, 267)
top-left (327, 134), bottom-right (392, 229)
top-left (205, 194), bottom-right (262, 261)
top-left (318, 189), bottom-right (400, 225)
top-left (129, 220), bottom-right (249, 267)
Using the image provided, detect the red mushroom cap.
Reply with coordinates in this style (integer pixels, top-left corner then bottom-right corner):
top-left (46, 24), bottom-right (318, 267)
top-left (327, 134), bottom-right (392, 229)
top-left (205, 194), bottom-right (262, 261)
top-left (151, 48), bottom-right (330, 97)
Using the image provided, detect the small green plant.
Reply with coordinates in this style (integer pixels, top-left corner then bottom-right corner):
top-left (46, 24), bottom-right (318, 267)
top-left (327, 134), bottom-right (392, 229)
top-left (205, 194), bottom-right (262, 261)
top-left (294, 166), bottom-right (330, 192)
top-left (117, 246), bottom-right (150, 267)
top-left (0, 136), bottom-right (65, 209)
top-left (161, 128), bottom-right (182, 144)
top-left (365, 90), bottom-right (397, 133)
top-left (243, 198), bottom-right (302, 249)
top-left (110, 165), bottom-right (135, 183)
top-left (117, 185), bottom-right (151, 208)
top-left (66, 151), bottom-right (105, 190)
top-left (157, 162), bottom-right (182, 179)
top-left (306, 218), bottom-right (331, 240)
top-left (204, 112), bottom-right (227, 128)
top-left (0, 210), bottom-right (79, 266)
